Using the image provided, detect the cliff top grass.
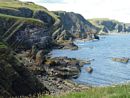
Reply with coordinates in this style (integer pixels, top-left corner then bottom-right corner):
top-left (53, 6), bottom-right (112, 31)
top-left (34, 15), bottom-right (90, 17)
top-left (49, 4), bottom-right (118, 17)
top-left (0, 0), bottom-right (59, 21)
top-left (88, 18), bottom-right (119, 22)
top-left (0, 0), bottom-right (45, 10)
top-left (43, 84), bottom-right (130, 98)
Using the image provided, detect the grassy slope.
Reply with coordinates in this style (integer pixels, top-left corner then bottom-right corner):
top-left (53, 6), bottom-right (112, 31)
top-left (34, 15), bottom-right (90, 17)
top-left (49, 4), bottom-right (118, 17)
top-left (0, 1), bottom-right (45, 29)
top-left (0, 1), bottom-right (58, 20)
top-left (0, 0), bottom-right (59, 26)
top-left (43, 84), bottom-right (130, 98)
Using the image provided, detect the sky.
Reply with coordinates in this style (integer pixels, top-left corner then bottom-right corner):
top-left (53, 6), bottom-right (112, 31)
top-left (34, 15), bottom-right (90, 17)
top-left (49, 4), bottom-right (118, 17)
top-left (20, 0), bottom-right (130, 23)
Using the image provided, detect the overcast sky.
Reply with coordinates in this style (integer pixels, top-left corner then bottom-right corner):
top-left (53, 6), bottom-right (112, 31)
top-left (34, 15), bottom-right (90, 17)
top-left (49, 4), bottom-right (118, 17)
top-left (20, 0), bottom-right (130, 23)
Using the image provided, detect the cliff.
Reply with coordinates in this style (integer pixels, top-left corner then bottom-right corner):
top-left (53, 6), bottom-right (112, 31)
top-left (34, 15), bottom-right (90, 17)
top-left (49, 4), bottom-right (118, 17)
top-left (54, 11), bottom-right (99, 40)
top-left (88, 18), bottom-right (130, 34)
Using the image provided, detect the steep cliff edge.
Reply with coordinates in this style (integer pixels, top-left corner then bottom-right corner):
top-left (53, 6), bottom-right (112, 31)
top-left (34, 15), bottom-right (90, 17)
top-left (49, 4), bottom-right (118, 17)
top-left (54, 11), bottom-right (99, 40)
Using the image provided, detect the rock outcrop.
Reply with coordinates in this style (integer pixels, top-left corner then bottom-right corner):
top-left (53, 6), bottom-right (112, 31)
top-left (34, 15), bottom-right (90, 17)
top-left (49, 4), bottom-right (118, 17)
top-left (112, 57), bottom-right (129, 63)
top-left (54, 11), bottom-right (99, 40)
top-left (44, 57), bottom-right (86, 79)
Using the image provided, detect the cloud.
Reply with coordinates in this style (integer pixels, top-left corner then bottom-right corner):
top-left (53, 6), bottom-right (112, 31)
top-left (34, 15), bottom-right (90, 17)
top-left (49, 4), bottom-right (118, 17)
top-left (20, 0), bottom-right (130, 23)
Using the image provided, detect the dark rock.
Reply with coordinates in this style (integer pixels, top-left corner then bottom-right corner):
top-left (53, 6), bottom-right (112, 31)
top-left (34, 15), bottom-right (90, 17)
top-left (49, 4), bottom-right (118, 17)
top-left (37, 36), bottom-right (53, 49)
top-left (33, 10), bottom-right (54, 25)
top-left (54, 11), bottom-right (99, 40)
top-left (94, 34), bottom-right (99, 40)
top-left (0, 7), bottom-right (33, 18)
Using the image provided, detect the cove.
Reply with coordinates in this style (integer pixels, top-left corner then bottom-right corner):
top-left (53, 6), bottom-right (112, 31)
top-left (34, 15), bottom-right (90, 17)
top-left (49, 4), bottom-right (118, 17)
top-left (51, 34), bottom-right (130, 86)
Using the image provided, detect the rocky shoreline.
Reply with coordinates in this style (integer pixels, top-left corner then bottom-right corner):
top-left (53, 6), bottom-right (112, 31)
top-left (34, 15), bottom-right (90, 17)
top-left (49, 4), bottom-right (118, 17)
top-left (16, 44), bottom-right (91, 95)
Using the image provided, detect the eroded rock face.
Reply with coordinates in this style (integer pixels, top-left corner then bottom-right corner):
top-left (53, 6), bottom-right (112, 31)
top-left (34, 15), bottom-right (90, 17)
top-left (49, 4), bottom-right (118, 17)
top-left (44, 57), bottom-right (85, 79)
top-left (112, 57), bottom-right (129, 63)
top-left (37, 36), bottom-right (53, 49)
top-left (54, 11), bottom-right (99, 39)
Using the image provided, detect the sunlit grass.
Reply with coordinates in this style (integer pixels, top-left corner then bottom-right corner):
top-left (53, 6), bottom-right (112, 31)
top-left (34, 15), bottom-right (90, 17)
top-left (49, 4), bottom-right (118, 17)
top-left (42, 84), bottom-right (130, 98)
top-left (0, 1), bottom-right (59, 21)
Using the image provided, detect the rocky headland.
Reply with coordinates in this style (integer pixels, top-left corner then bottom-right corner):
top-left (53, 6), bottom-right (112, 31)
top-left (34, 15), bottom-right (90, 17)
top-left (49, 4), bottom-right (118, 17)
top-left (0, 0), bottom-right (95, 97)
top-left (1, 0), bottom-right (130, 97)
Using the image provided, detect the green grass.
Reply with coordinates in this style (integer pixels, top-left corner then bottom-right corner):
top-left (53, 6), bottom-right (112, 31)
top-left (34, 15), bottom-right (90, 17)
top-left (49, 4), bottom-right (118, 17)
top-left (42, 84), bottom-right (130, 98)
top-left (0, 1), bottom-right (45, 10)
top-left (0, 41), bottom-right (7, 48)
top-left (0, 1), bottom-right (59, 21)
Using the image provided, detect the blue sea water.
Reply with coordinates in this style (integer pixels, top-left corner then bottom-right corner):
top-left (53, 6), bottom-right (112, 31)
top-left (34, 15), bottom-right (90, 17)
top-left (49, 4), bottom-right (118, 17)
top-left (51, 34), bottom-right (130, 86)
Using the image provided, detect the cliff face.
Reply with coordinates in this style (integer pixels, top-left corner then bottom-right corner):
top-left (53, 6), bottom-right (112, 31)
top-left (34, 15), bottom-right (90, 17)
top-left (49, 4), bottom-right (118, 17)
top-left (88, 18), bottom-right (130, 34)
top-left (0, 1), bottom-right (60, 97)
top-left (54, 11), bottom-right (99, 40)
top-left (0, 1), bottom-right (100, 52)
top-left (0, 0), bottom-right (62, 51)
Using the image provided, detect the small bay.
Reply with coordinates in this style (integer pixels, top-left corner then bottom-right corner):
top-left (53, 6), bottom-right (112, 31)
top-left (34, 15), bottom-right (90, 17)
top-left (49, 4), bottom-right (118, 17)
top-left (51, 34), bottom-right (130, 86)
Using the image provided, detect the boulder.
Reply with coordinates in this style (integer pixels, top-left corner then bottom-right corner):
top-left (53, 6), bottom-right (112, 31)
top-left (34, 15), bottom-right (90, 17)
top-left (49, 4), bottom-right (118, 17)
top-left (112, 57), bottom-right (129, 63)
top-left (86, 66), bottom-right (93, 73)
top-left (44, 57), bottom-right (83, 79)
